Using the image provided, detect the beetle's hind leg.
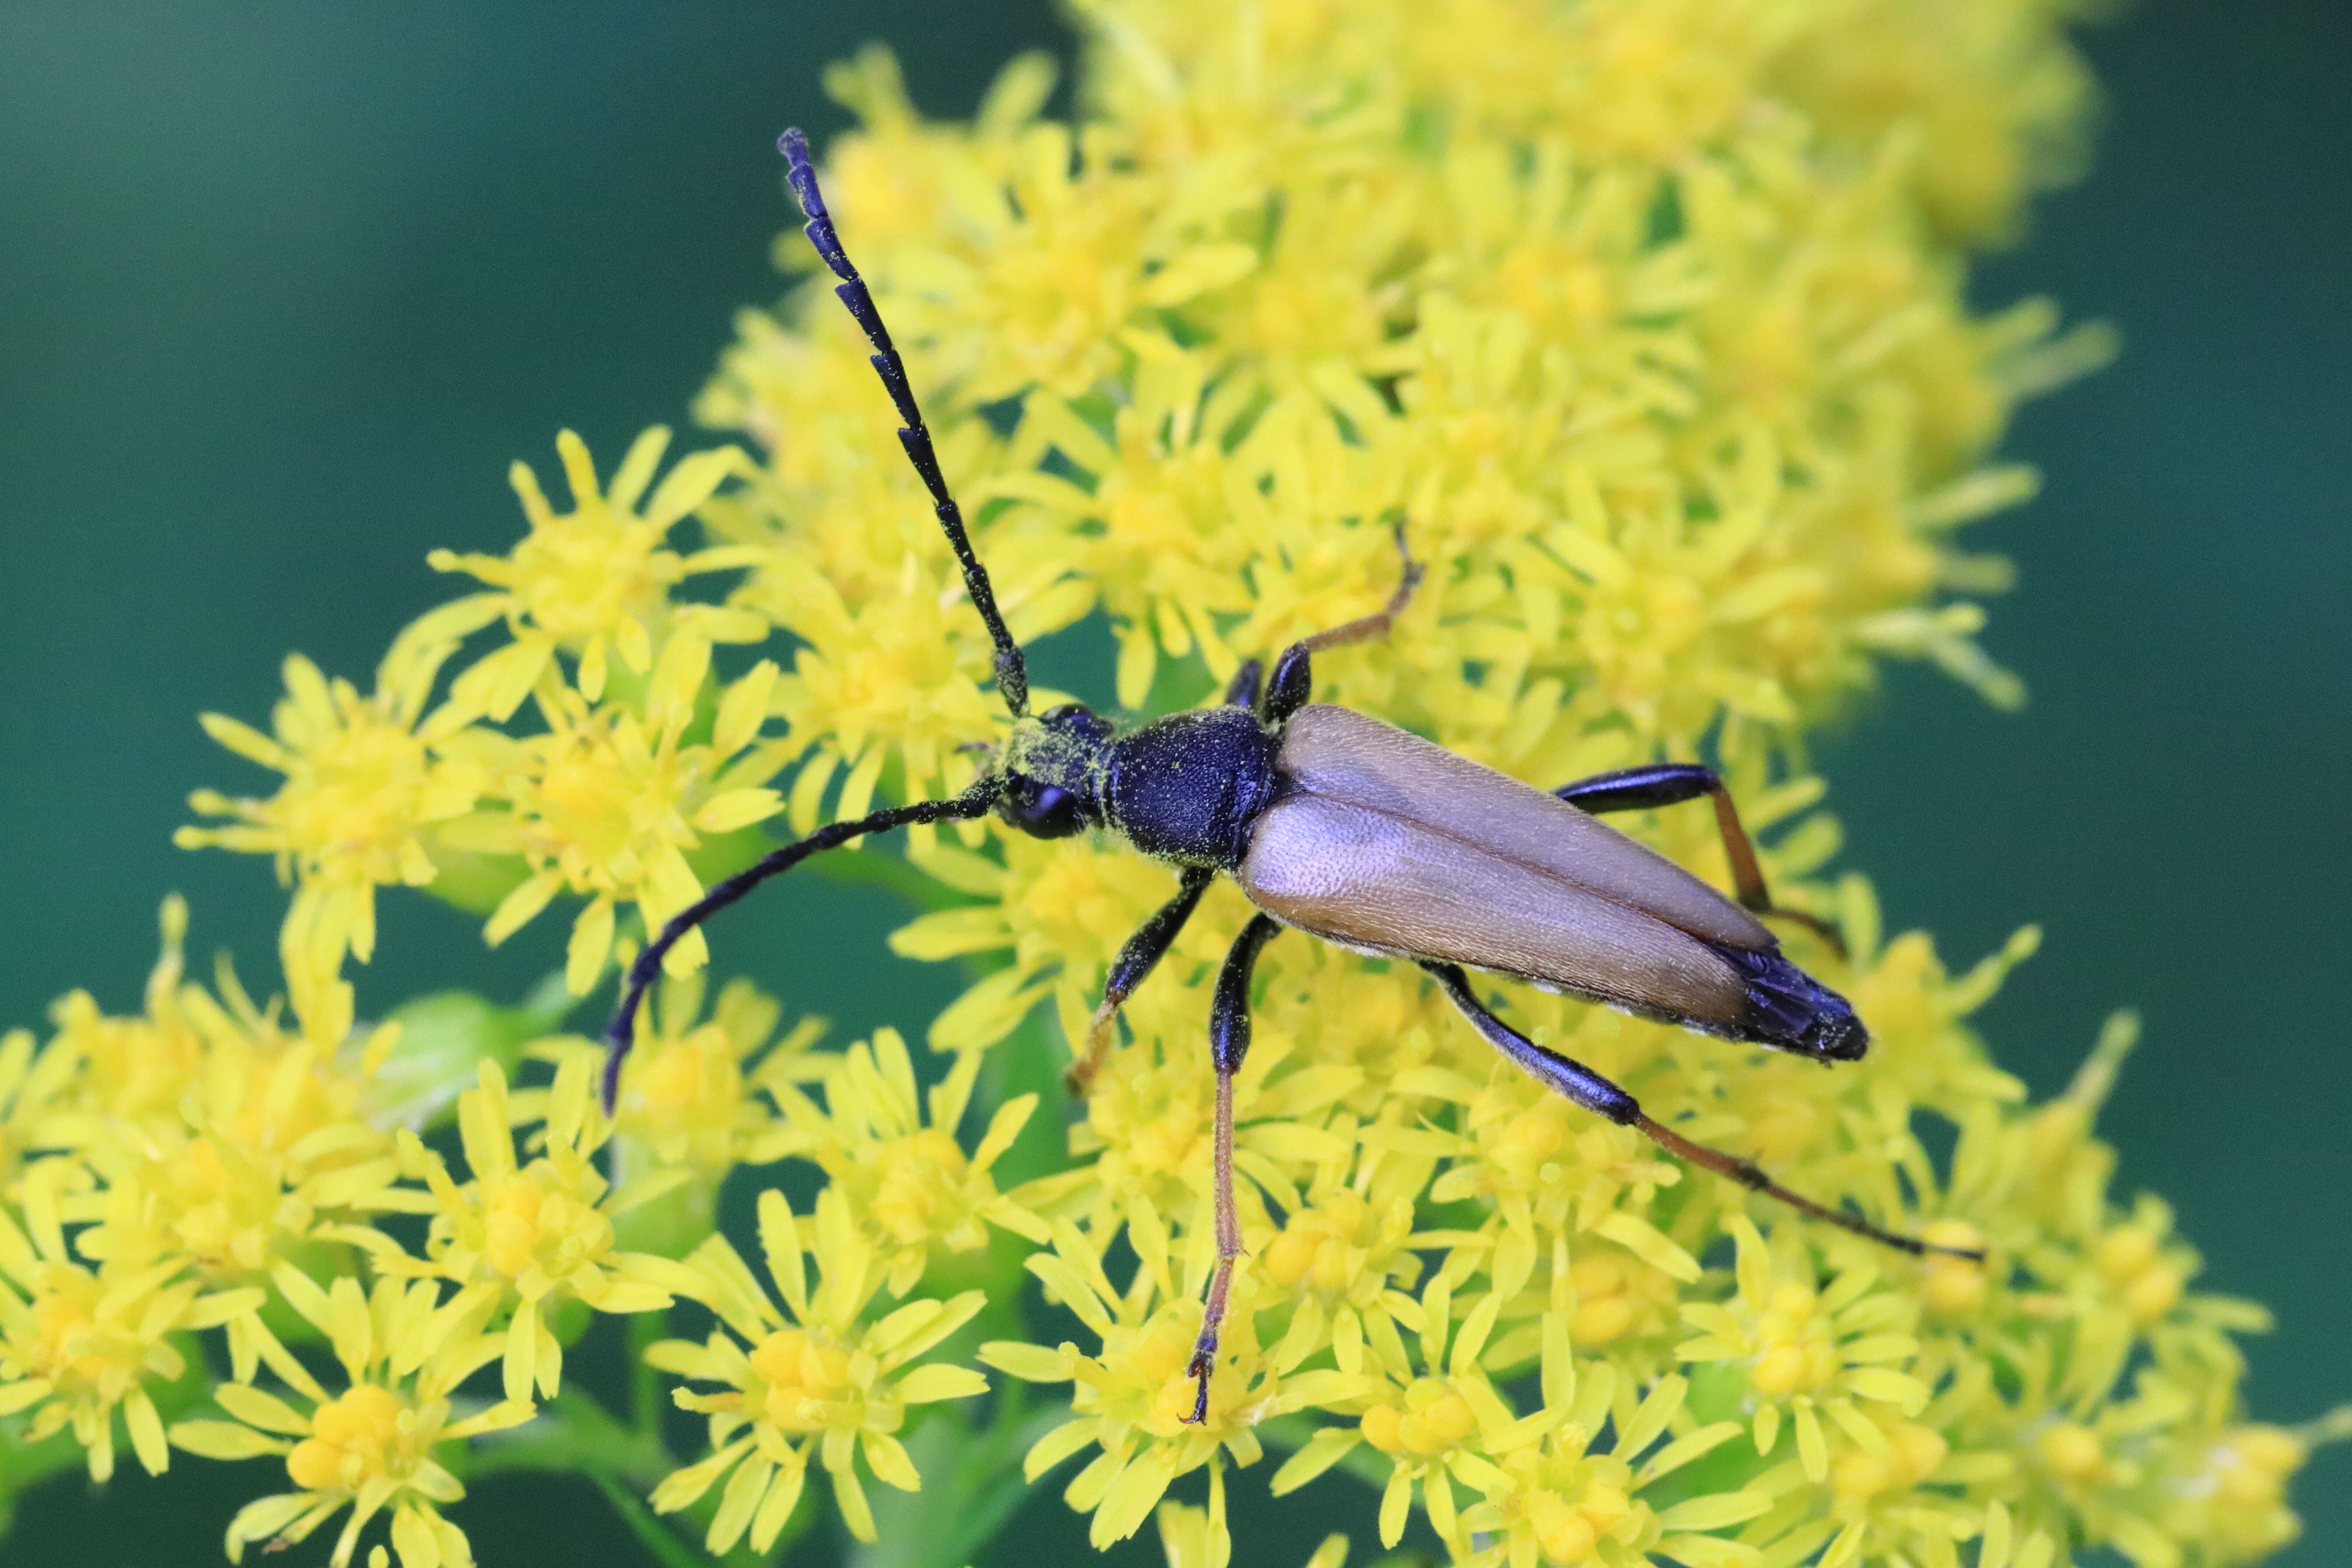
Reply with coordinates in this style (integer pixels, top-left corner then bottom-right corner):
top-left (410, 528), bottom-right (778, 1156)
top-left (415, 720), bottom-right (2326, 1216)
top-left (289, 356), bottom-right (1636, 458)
top-left (1421, 962), bottom-right (1981, 1262)
top-left (1261, 527), bottom-right (1424, 724)
top-left (1555, 763), bottom-right (1848, 958)
top-left (1068, 866), bottom-right (1215, 1095)
top-left (1184, 913), bottom-right (1282, 1424)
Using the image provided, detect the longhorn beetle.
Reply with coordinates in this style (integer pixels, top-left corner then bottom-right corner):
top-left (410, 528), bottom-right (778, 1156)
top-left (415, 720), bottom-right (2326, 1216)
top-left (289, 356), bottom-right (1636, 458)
top-left (602, 126), bottom-right (1984, 1426)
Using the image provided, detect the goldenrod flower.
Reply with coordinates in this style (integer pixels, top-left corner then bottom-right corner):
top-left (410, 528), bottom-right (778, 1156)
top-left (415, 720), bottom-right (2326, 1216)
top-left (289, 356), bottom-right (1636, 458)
top-left (167, 1268), bottom-right (528, 1568)
top-left (0, 1186), bottom-right (259, 1482)
top-left (10, 899), bottom-right (418, 1390)
top-left (450, 649), bottom-right (792, 993)
top-left (1459, 1368), bottom-right (1770, 1568)
top-left (546, 970), bottom-right (824, 1176)
top-left (17, 0), bottom-right (2322, 1559)
top-left (178, 629), bottom-right (480, 1041)
top-left (1676, 1218), bottom-right (1931, 1481)
top-left (426, 426), bottom-right (759, 720)
top-left (980, 1221), bottom-right (1362, 1556)
top-left (767, 1028), bottom-right (1048, 1295)
top-left (645, 1188), bottom-right (990, 1552)
top-left (390, 1058), bottom-right (700, 1403)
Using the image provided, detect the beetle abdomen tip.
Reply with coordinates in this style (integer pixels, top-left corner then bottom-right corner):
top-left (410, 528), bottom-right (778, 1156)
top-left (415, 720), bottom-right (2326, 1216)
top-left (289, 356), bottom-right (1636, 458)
top-left (1705, 942), bottom-right (1869, 1062)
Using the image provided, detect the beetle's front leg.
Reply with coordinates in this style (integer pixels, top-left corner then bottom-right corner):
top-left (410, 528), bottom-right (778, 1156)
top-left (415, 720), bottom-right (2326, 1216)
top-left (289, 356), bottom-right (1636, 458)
top-left (1068, 866), bottom-right (1216, 1095)
top-left (1554, 763), bottom-right (1847, 957)
top-left (1224, 658), bottom-right (1264, 710)
top-left (1184, 913), bottom-right (1281, 1424)
top-left (1260, 529), bottom-right (1424, 725)
top-left (1421, 962), bottom-right (1980, 1261)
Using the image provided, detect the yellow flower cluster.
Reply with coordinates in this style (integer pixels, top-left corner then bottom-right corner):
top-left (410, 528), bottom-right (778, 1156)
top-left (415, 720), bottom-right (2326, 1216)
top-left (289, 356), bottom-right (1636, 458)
top-left (7, 1), bottom-right (2338, 1566)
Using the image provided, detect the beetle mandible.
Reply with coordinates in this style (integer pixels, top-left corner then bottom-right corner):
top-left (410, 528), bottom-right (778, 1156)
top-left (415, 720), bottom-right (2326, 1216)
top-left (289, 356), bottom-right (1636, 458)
top-left (602, 126), bottom-right (1984, 1426)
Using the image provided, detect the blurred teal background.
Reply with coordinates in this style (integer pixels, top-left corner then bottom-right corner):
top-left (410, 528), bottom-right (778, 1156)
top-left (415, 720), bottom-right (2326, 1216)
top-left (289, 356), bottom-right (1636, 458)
top-left (0, 3), bottom-right (2342, 1563)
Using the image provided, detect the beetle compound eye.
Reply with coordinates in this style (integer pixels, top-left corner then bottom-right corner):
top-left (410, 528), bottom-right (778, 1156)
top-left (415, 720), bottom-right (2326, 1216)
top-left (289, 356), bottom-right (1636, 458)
top-left (1009, 781), bottom-right (1086, 839)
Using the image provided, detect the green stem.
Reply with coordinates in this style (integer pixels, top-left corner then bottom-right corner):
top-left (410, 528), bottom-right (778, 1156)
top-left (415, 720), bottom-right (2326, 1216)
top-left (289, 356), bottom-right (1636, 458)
top-left (629, 1308), bottom-right (669, 1439)
top-left (586, 1472), bottom-right (712, 1568)
top-left (468, 1386), bottom-right (674, 1491)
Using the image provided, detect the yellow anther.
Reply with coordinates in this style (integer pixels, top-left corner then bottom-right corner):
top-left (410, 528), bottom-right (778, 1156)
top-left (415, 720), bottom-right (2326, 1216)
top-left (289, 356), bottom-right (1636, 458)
top-left (750, 1327), bottom-right (855, 1430)
top-left (288, 1385), bottom-right (410, 1491)
top-left (2123, 1263), bottom-right (2183, 1325)
top-left (1921, 1221), bottom-right (1989, 1314)
top-left (2039, 1422), bottom-right (2106, 1482)
top-left (870, 1127), bottom-right (970, 1243)
top-left (2094, 1225), bottom-right (2158, 1281)
top-left (1530, 1495), bottom-right (1598, 1562)
top-left (1751, 1343), bottom-right (1812, 1396)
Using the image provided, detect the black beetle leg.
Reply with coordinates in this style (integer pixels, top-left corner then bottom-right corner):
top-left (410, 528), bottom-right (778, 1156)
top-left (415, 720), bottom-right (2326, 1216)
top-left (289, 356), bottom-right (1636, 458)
top-left (1261, 528), bottom-right (1424, 726)
top-left (1067, 866), bottom-right (1216, 1096)
top-left (1554, 763), bottom-right (1848, 959)
top-left (1184, 914), bottom-right (1281, 1424)
top-left (1421, 962), bottom-right (1981, 1262)
top-left (1224, 658), bottom-right (1264, 710)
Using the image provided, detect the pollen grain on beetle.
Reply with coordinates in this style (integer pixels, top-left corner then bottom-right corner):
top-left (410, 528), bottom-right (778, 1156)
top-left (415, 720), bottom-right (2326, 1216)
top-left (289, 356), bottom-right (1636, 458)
top-left (7, 2), bottom-right (2334, 1566)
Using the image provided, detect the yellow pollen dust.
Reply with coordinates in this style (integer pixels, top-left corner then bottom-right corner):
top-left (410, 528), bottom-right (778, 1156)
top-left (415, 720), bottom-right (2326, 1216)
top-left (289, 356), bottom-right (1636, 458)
top-left (1361, 1377), bottom-right (1479, 1457)
top-left (2095, 1224), bottom-right (2184, 1326)
top-left (286, 1384), bottom-right (413, 1493)
top-left (749, 1327), bottom-right (855, 1430)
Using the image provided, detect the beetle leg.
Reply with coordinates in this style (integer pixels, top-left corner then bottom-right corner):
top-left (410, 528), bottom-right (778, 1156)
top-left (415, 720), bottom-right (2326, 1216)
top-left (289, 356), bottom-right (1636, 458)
top-left (1185, 913), bottom-right (1282, 1424)
top-left (1067, 866), bottom-right (1216, 1096)
top-left (1224, 658), bottom-right (1264, 709)
top-left (1554, 763), bottom-right (1848, 958)
top-left (1421, 962), bottom-right (1982, 1262)
top-left (1261, 528), bottom-right (1425, 725)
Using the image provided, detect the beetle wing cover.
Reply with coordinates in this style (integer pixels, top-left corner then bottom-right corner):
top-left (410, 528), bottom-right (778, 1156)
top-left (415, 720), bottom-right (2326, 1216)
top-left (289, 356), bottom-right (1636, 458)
top-left (1273, 706), bottom-right (1771, 948)
top-left (1236, 706), bottom-right (1768, 1028)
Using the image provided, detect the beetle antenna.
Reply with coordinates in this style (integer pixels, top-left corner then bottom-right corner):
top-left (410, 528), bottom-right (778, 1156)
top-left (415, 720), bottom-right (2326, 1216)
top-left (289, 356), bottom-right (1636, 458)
top-left (778, 126), bottom-right (1029, 719)
top-left (600, 778), bottom-right (1001, 1110)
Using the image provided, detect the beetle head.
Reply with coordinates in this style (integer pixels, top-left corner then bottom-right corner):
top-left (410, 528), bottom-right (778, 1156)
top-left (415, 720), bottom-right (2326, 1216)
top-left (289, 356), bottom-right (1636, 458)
top-left (994, 703), bottom-right (1113, 840)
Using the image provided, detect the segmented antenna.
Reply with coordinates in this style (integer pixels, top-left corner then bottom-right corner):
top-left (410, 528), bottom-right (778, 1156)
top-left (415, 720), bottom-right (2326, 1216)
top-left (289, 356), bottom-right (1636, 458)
top-left (778, 126), bottom-right (1029, 718)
